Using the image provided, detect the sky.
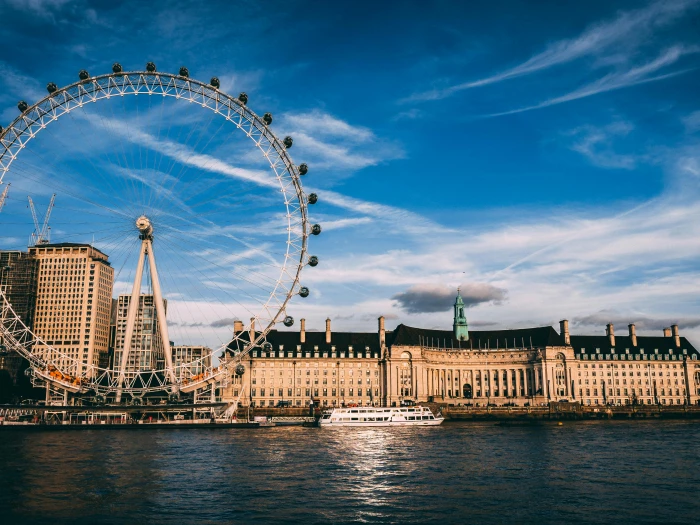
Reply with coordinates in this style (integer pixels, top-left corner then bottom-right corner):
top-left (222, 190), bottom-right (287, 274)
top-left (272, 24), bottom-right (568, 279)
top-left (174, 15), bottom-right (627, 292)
top-left (1, 0), bottom-right (700, 347)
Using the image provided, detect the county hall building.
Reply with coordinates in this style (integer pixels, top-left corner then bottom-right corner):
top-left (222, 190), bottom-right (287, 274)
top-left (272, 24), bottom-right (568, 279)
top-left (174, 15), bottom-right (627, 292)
top-left (223, 291), bottom-right (700, 408)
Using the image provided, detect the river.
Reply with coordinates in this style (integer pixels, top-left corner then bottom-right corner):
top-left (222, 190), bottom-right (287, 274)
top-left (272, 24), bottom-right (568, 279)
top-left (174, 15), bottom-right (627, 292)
top-left (0, 420), bottom-right (698, 524)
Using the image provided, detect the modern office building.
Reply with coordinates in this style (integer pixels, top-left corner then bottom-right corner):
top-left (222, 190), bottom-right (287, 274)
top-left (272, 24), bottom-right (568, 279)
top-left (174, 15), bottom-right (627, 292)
top-left (0, 250), bottom-right (38, 383)
top-left (29, 243), bottom-right (114, 376)
top-left (112, 294), bottom-right (167, 379)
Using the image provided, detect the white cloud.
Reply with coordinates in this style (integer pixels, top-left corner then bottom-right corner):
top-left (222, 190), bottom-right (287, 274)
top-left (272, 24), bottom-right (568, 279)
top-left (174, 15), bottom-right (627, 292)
top-left (283, 111), bottom-right (374, 142)
top-left (405, 0), bottom-right (699, 102)
top-left (568, 121), bottom-right (639, 169)
top-left (683, 110), bottom-right (700, 133)
top-left (488, 45), bottom-right (697, 117)
top-left (300, 185), bottom-right (700, 342)
top-left (278, 110), bottom-right (403, 171)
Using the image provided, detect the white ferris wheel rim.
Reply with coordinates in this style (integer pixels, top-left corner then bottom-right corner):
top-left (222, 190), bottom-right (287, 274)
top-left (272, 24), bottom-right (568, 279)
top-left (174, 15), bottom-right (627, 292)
top-left (0, 68), bottom-right (312, 396)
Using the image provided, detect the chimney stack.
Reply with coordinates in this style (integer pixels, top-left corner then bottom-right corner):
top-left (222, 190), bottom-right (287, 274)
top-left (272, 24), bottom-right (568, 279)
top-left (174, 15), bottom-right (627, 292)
top-left (300, 318), bottom-right (306, 343)
top-left (559, 319), bottom-right (570, 345)
top-left (663, 327), bottom-right (671, 337)
top-left (378, 316), bottom-right (386, 347)
top-left (671, 324), bottom-right (680, 347)
top-left (325, 318), bottom-right (331, 344)
top-left (233, 320), bottom-right (243, 333)
top-left (606, 323), bottom-right (615, 347)
top-left (628, 323), bottom-right (637, 347)
top-left (249, 317), bottom-right (256, 343)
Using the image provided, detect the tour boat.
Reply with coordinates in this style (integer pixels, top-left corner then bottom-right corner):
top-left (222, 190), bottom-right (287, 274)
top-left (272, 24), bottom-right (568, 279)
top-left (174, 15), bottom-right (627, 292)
top-left (319, 406), bottom-right (444, 427)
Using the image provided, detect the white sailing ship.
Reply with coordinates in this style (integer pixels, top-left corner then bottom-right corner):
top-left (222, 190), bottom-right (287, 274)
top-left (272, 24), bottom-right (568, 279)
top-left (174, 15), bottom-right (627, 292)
top-left (319, 406), bottom-right (444, 427)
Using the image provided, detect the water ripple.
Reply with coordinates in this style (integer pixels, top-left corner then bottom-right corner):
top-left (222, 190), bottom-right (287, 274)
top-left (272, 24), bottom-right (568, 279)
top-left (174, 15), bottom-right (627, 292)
top-left (0, 421), bottom-right (698, 524)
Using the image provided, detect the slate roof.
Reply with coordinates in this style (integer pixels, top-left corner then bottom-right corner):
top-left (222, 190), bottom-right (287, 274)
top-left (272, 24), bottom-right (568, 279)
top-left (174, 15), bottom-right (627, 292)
top-left (570, 335), bottom-right (700, 359)
top-left (389, 324), bottom-right (565, 349)
top-left (226, 329), bottom-right (383, 358)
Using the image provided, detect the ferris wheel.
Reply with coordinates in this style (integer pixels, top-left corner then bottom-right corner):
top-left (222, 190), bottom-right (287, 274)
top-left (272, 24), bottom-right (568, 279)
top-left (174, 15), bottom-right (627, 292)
top-left (0, 62), bottom-right (321, 401)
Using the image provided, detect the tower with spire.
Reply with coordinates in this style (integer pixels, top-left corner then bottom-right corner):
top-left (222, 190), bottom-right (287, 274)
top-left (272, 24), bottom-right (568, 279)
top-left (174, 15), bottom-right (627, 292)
top-left (453, 287), bottom-right (469, 341)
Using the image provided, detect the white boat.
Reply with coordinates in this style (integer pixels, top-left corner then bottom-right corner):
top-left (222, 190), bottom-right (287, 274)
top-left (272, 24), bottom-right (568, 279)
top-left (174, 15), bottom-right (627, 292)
top-left (319, 406), bottom-right (444, 427)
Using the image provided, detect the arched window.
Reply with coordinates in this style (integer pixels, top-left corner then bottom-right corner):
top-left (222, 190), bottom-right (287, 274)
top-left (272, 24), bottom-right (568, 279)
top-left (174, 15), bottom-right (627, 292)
top-left (400, 362), bottom-right (412, 398)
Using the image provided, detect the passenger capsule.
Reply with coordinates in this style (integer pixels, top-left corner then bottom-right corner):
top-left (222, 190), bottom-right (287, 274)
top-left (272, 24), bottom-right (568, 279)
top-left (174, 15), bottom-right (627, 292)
top-left (298, 163), bottom-right (308, 175)
top-left (210, 77), bottom-right (220, 88)
top-left (238, 92), bottom-right (248, 105)
top-left (46, 83), bottom-right (57, 94)
top-left (179, 67), bottom-right (189, 78)
top-left (263, 113), bottom-right (273, 125)
top-left (235, 364), bottom-right (245, 376)
top-left (17, 101), bottom-right (28, 112)
top-left (263, 342), bottom-right (273, 351)
top-left (311, 224), bottom-right (322, 235)
top-left (78, 70), bottom-right (90, 80)
top-left (283, 136), bottom-right (293, 149)
top-left (112, 63), bottom-right (123, 74)
top-left (146, 62), bottom-right (157, 72)
top-left (308, 193), bottom-right (318, 205)
top-left (299, 286), bottom-right (310, 298)
top-left (308, 255), bottom-right (319, 267)
top-left (283, 316), bottom-right (294, 327)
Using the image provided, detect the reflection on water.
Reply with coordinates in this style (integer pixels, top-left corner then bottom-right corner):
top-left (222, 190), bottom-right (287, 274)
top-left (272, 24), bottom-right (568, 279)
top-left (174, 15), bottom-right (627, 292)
top-left (0, 421), bottom-right (699, 524)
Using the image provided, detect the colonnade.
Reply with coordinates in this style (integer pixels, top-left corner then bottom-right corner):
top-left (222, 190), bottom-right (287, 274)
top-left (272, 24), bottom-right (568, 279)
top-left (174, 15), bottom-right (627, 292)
top-left (420, 366), bottom-right (544, 402)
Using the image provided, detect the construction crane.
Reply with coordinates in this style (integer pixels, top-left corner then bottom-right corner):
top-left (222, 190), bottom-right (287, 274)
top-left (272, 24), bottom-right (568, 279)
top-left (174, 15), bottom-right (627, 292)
top-left (28, 194), bottom-right (56, 246)
top-left (0, 183), bottom-right (9, 213)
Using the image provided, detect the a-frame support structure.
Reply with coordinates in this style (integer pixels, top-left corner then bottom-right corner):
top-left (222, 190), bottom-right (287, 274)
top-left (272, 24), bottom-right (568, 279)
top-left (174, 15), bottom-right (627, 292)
top-left (115, 216), bottom-right (176, 402)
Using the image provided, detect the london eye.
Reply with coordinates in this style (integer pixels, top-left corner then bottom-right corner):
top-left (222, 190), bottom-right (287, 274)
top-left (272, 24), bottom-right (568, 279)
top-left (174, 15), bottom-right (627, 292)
top-left (0, 63), bottom-right (321, 403)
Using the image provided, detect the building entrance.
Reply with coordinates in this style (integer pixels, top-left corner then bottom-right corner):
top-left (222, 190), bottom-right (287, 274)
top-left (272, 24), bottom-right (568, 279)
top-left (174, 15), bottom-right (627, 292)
top-left (462, 383), bottom-right (472, 399)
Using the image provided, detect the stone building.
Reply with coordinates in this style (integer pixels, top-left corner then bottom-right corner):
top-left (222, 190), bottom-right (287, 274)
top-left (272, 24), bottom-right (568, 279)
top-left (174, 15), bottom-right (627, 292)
top-left (222, 290), bottom-right (700, 408)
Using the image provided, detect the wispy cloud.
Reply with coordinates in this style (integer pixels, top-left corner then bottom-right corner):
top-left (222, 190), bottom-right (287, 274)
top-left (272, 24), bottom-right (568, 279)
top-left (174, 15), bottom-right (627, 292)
top-left (683, 110), bottom-right (700, 133)
top-left (568, 121), bottom-right (639, 169)
top-left (404, 0), bottom-right (699, 102)
top-left (85, 111), bottom-right (439, 236)
top-left (574, 311), bottom-right (700, 332)
top-left (488, 46), bottom-right (697, 117)
top-left (279, 110), bottom-right (403, 170)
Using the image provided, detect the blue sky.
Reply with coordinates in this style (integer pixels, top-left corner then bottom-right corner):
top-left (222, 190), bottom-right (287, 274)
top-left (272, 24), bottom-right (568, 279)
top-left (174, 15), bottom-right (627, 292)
top-left (1, 0), bottom-right (700, 346)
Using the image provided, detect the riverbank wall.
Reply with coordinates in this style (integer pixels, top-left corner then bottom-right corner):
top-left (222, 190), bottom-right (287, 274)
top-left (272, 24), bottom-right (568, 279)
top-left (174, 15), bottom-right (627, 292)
top-left (243, 403), bottom-right (700, 421)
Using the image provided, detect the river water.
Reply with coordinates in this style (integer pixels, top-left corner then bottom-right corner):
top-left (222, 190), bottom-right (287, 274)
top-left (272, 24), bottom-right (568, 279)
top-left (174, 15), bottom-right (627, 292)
top-left (0, 420), bottom-right (698, 524)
